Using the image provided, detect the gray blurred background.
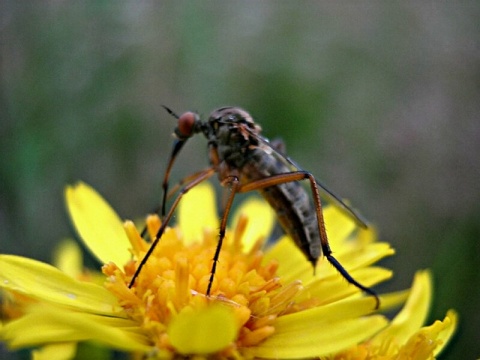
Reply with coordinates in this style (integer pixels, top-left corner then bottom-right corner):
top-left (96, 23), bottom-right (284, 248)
top-left (1, 2), bottom-right (479, 359)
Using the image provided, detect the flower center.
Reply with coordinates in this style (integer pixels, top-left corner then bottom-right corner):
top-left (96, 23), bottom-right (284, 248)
top-left (102, 214), bottom-right (304, 355)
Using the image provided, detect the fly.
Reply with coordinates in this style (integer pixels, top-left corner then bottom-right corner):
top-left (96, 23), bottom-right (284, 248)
top-left (129, 106), bottom-right (379, 308)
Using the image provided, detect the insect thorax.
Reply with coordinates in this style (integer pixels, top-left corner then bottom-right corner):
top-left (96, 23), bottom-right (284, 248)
top-left (209, 122), bottom-right (258, 169)
top-left (207, 107), bottom-right (262, 169)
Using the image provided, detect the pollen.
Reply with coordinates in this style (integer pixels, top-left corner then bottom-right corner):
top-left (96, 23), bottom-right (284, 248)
top-left (102, 213), bottom-right (303, 356)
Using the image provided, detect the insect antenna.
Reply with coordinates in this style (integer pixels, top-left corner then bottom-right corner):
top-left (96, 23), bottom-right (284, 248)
top-left (161, 105), bottom-right (180, 119)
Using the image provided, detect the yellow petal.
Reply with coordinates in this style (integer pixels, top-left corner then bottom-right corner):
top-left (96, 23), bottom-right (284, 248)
top-left (231, 196), bottom-right (275, 251)
top-left (250, 314), bottom-right (387, 358)
top-left (1, 305), bottom-right (152, 353)
top-left (178, 182), bottom-right (219, 244)
top-left (52, 239), bottom-right (83, 278)
top-left (263, 235), bottom-right (312, 283)
top-left (65, 182), bottom-right (131, 265)
top-left (276, 295), bottom-right (379, 328)
top-left (0, 255), bottom-right (123, 316)
top-left (32, 343), bottom-right (77, 360)
top-left (433, 310), bottom-right (458, 356)
top-left (371, 270), bottom-right (432, 346)
top-left (377, 288), bottom-right (410, 312)
top-left (168, 305), bottom-right (237, 355)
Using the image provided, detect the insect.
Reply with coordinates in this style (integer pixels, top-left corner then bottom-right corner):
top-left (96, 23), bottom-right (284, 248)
top-left (129, 106), bottom-right (379, 308)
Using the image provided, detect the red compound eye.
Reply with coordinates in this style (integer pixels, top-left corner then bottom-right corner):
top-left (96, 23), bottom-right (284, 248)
top-left (176, 112), bottom-right (196, 138)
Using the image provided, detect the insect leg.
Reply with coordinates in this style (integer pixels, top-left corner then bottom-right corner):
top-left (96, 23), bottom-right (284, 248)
top-left (238, 171), bottom-right (380, 309)
top-left (164, 168), bottom-right (215, 201)
top-left (128, 166), bottom-right (216, 288)
top-left (206, 175), bottom-right (240, 296)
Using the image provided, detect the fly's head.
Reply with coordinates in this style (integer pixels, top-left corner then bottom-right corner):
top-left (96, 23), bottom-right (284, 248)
top-left (172, 111), bottom-right (206, 140)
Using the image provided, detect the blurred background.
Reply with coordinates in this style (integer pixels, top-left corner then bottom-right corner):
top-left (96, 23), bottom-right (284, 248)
top-left (1, 2), bottom-right (479, 359)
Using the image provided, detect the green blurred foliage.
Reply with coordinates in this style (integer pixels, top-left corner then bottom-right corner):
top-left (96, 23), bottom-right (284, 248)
top-left (1, 2), bottom-right (479, 359)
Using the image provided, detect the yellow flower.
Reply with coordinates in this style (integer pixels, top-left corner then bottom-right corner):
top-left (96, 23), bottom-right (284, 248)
top-left (0, 182), bottom-right (457, 359)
